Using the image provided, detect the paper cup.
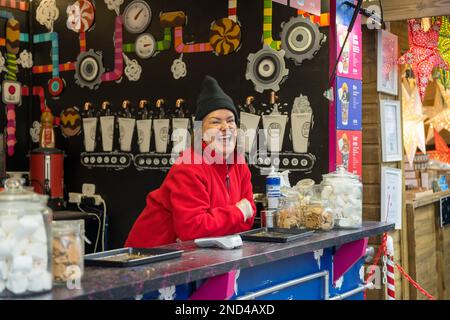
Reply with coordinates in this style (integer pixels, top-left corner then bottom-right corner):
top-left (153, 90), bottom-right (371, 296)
top-left (100, 116), bottom-right (115, 152)
top-left (118, 118), bottom-right (136, 152)
top-left (262, 115), bottom-right (287, 152)
top-left (82, 117), bottom-right (97, 152)
top-left (171, 118), bottom-right (190, 154)
top-left (291, 112), bottom-right (312, 153)
top-left (239, 112), bottom-right (260, 153)
top-left (153, 119), bottom-right (170, 153)
top-left (136, 119), bottom-right (152, 153)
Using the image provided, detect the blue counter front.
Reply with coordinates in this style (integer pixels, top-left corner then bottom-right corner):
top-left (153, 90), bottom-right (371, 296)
top-left (8, 221), bottom-right (393, 300)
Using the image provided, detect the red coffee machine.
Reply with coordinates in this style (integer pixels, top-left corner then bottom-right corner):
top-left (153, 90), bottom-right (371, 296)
top-left (30, 148), bottom-right (65, 210)
top-left (29, 109), bottom-right (65, 210)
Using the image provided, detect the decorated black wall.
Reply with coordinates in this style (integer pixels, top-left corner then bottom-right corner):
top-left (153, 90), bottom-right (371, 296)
top-left (19, 0), bottom-right (331, 249)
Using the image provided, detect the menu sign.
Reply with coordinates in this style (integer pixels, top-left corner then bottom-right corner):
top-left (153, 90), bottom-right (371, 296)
top-left (336, 130), bottom-right (362, 177)
top-left (336, 77), bottom-right (362, 130)
top-left (336, 22), bottom-right (362, 80)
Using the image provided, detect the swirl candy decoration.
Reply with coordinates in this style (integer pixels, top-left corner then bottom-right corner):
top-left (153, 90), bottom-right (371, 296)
top-left (209, 18), bottom-right (241, 56)
top-left (263, 0), bottom-right (281, 50)
top-left (66, 0), bottom-right (95, 33)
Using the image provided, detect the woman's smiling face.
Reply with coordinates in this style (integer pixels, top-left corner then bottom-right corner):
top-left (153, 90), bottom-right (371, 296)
top-left (202, 109), bottom-right (237, 156)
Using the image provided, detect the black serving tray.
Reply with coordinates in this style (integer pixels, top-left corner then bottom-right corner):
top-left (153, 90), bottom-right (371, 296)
top-left (84, 247), bottom-right (184, 267)
top-left (239, 228), bottom-right (315, 243)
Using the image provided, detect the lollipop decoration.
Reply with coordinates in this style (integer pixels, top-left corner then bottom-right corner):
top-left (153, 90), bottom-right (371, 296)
top-left (209, 18), bottom-right (242, 56)
top-left (67, 0), bottom-right (95, 33)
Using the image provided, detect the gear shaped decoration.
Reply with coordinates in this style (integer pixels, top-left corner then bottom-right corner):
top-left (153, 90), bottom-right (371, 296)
top-left (280, 16), bottom-right (326, 65)
top-left (245, 44), bottom-right (289, 93)
top-left (74, 49), bottom-right (105, 89)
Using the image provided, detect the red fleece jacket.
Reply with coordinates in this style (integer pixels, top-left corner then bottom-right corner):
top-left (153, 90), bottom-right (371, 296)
top-left (125, 147), bottom-right (256, 248)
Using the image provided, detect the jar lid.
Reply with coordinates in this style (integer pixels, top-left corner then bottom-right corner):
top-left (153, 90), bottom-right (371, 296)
top-left (322, 165), bottom-right (360, 181)
top-left (53, 220), bottom-right (84, 235)
top-left (296, 178), bottom-right (315, 189)
top-left (0, 178), bottom-right (48, 203)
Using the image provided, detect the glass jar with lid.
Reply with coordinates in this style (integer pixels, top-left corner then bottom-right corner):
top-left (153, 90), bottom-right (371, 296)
top-left (52, 220), bottom-right (85, 285)
top-left (276, 188), bottom-right (303, 229)
top-left (0, 178), bottom-right (53, 297)
top-left (320, 165), bottom-right (362, 229)
top-left (295, 179), bottom-right (315, 205)
top-left (303, 185), bottom-right (334, 231)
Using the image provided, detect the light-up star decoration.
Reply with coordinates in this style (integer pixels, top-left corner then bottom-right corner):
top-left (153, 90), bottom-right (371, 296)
top-left (438, 16), bottom-right (450, 66)
top-left (398, 19), bottom-right (449, 102)
top-left (402, 81), bottom-right (427, 166)
top-left (428, 129), bottom-right (450, 164)
top-left (426, 78), bottom-right (450, 142)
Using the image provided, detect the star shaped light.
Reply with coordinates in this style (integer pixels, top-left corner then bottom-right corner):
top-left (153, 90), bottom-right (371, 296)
top-left (398, 18), bottom-right (449, 102)
top-left (438, 16), bottom-right (450, 66)
top-left (402, 81), bottom-right (427, 166)
top-left (428, 129), bottom-right (450, 164)
top-left (426, 78), bottom-right (450, 142)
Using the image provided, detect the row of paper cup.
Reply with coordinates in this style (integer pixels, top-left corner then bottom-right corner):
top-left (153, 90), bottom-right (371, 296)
top-left (240, 112), bottom-right (312, 153)
top-left (82, 117), bottom-right (190, 154)
top-left (82, 111), bottom-right (312, 154)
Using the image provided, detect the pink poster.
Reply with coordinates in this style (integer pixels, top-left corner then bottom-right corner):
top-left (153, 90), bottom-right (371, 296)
top-left (336, 19), bottom-right (362, 80)
top-left (336, 130), bottom-right (362, 177)
top-left (290, 0), bottom-right (321, 16)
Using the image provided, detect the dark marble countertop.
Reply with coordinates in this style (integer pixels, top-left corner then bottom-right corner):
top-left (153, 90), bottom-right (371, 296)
top-left (9, 221), bottom-right (393, 300)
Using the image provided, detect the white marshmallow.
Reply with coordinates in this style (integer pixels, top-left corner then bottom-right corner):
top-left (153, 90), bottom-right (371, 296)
top-left (1, 216), bottom-right (19, 235)
top-left (0, 260), bottom-right (8, 281)
top-left (321, 186), bottom-right (333, 199)
top-left (0, 239), bottom-right (12, 258)
top-left (31, 226), bottom-right (47, 243)
top-left (0, 279), bottom-right (5, 293)
top-left (12, 256), bottom-right (33, 273)
top-left (0, 227), bottom-right (5, 239)
top-left (11, 238), bottom-right (29, 257)
top-left (25, 242), bottom-right (48, 261)
top-left (6, 272), bottom-right (28, 295)
top-left (15, 216), bottom-right (40, 239)
top-left (41, 271), bottom-right (52, 290)
top-left (27, 269), bottom-right (52, 292)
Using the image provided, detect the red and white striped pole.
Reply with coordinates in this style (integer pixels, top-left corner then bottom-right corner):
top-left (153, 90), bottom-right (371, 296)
top-left (385, 235), bottom-right (396, 300)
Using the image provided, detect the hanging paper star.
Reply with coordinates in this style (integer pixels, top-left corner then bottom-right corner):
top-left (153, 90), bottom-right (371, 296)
top-left (426, 78), bottom-right (450, 141)
top-left (427, 129), bottom-right (450, 164)
top-left (402, 81), bottom-right (427, 166)
top-left (398, 19), bottom-right (449, 102)
top-left (438, 16), bottom-right (450, 66)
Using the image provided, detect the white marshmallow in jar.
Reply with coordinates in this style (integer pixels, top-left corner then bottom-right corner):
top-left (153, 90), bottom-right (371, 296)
top-left (320, 166), bottom-right (362, 229)
top-left (0, 178), bottom-right (52, 297)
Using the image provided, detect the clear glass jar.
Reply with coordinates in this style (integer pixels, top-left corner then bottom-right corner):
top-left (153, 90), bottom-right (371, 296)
top-left (0, 178), bottom-right (53, 297)
top-left (52, 220), bottom-right (84, 285)
top-left (276, 190), bottom-right (303, 229)
top-left (295, 179), bottom-right (315, 205)
top-left (321, 166), bottom-right (362, 229)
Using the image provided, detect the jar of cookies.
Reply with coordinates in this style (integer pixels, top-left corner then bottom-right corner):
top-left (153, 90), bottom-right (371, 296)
top-left (0, 178), bottom-right (53, 297)
top-left (52, 220), bottom-right (84, 285)
top-left (321, 166), bottom-right (362, 229)
top-left (276, 190), bottom-right (303, 229)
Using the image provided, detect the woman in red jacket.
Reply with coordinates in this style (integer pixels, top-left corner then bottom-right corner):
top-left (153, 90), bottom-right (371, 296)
top-left (125, 76), bottom-right (256, 248)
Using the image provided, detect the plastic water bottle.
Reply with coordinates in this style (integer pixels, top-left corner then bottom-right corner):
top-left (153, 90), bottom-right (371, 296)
top-left (266, 167), bottom-right (281, 210)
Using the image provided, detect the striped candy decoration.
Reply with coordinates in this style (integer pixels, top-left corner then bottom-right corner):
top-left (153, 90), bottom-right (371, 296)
top-left (386, 255), bottom-right (396, 300)
top-left (297, 10), bottom-right (330, 27)
top-left (101, 15), bottom-right (123, 82)
top-left (33, 32), bottom-right (60, 78)
top-left (263, 0), bottom-right (281, 50)
top-left (0, 0), bottom-right (29, 12)
top-left (174, 26), bottom-right (213, 53)
top-left (228, 0), bottom-right (237, 22)
top-left (79, 32), bottom-right (86, 52)
top-left (6, 104), bottom-right (15, 156)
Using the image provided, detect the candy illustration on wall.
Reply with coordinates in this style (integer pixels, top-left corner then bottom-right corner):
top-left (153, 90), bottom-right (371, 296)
top-left (17, 50), bottom-right (33, 68)
top-left (66, 0), bottom-right (95, 33)
top-left (36, 0), bottom-right (59, 32)
top-left (60, 107), bottom-right (82, 137)
top-left (104, 0), bottom-right (123, 16)
top-left (209, 17), bottom-right (242, 56)
top-left (245, 44), bottom-right (289, 93)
